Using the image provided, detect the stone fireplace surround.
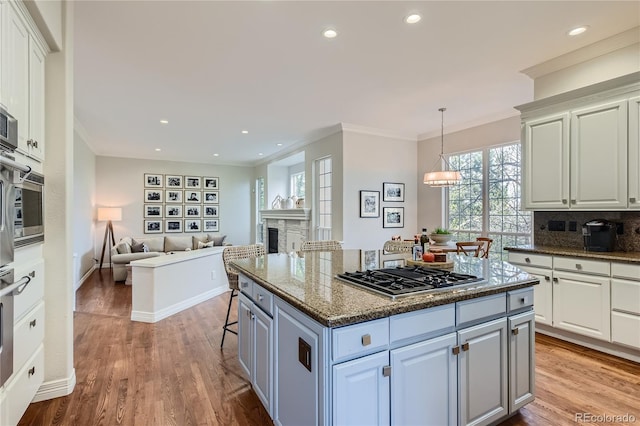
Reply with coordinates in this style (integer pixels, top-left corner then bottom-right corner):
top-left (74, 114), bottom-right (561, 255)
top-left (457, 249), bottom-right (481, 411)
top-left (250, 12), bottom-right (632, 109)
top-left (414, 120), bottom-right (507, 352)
top-left (260, 209), bottom-right (311, 253)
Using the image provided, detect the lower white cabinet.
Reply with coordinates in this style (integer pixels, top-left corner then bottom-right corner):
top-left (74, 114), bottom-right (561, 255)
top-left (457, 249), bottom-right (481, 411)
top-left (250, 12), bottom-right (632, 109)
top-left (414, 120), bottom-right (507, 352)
top-left (507, 253), bottom-right (553, 326)
top-left (509, 311), bottom-right (536, 413)
top-left (611, 277), bottom-right (640, 349)
top-left (458, 318), bottom-right (509, 426)
top-left (552, 270), bottom-right (611, 341)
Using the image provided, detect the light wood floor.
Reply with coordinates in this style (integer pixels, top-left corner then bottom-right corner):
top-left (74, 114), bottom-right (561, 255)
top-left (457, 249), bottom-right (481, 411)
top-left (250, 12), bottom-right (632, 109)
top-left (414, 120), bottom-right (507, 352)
top-left (19, 270), bottom-right (640, 425)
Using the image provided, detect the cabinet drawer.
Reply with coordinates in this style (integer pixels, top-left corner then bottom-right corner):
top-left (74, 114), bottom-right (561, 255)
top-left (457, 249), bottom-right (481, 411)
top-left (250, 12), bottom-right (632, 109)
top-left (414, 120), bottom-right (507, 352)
top-left (5, 345), bottom-right (44, 426)
top-left (390, 304), bottom-right (455, 345)
top-left (611, 279), bottom-right (640, 315)
top-left (332, 318), bottom-right (389, 363)
top-left (507, 288), bottom-right (534, 313)
top-left (13, 301), bottom-right (44, 373)
top-left (13, 259), bottom-right (44, 321)
top-left (456, 293), bottom-right (506, 328)
top-left (611, 263), bottom-right (640, 281)
top-left (252, 284), bottom-right (273, 317)
top-left (508, 252), bottom-right (552, 269)
top-left (238, 275), bottom-right (253, 296)
top-left (553, 256), bottom-right (610, 276)
top-left (611, 311), bottom-right (640, 349)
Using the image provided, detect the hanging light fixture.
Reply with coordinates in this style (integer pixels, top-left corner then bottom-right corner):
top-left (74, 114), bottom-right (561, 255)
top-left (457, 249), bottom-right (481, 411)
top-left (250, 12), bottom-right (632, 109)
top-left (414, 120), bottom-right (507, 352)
top-left (423, 107), bottom-right (462, 187)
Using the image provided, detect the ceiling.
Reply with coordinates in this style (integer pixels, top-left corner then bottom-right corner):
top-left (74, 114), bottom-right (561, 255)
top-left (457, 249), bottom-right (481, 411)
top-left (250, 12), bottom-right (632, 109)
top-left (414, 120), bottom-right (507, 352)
top-left (73, 1), bottom-right (639, 167)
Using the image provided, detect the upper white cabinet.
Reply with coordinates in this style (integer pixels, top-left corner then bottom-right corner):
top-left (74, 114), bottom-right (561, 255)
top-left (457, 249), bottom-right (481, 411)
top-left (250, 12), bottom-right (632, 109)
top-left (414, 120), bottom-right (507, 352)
top-left (0, 1), bottom-right (5, 109)
top-left (518, 73), bottom-right (640, 211)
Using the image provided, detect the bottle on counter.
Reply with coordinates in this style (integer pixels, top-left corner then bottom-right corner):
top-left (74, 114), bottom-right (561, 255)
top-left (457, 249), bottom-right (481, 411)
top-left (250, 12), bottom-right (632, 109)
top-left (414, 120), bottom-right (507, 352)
top-left (420, 228), bottom-right (430, 254)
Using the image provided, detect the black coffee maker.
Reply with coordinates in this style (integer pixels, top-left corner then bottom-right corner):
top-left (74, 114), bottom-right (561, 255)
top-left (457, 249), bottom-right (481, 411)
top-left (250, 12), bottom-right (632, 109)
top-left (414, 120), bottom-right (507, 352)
top-left (582, 219), bottom-right (617, 252)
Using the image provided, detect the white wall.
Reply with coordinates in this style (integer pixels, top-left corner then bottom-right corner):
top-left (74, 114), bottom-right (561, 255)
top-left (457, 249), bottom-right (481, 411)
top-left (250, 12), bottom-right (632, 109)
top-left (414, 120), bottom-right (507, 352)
top-left (342, 131), bottom-right (417, 249)
top-left (95, 156), bottom-right (253, 251)
top-left (73, 129), bottom-right (96, 287)
top-left (417, 116), bottom-right (521, 233)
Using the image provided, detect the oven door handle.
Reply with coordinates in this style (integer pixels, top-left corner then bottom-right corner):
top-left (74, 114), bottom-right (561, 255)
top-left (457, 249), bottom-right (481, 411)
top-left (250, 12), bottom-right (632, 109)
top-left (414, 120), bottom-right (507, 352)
top-left (0, 155), bottom-right (31, 174)
top-left (0, 275), bottom-right (31, 297)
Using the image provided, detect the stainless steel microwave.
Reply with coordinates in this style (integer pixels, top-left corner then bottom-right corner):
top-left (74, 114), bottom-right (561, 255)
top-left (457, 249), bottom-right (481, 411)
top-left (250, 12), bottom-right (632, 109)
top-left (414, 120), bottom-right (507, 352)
top-left (14, 170), bottom-right (44, 247)
top-left (0, 106), bottom-right (18, 152)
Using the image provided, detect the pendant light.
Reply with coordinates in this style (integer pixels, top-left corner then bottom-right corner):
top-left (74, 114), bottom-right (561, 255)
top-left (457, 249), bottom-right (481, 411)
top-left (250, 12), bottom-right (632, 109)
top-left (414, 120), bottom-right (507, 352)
top-left (423, 107), bottom-right (462, 187)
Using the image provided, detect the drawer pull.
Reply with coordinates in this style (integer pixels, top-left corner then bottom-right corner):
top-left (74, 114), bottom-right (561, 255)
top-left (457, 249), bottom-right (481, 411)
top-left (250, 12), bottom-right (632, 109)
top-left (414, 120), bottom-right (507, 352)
top-left (631, 197), bottom-right (637, 204)
top-left (257, 294), bottom-right (264, 302)
top-left (382, 366), bottom-right (392, 377)
top-left (519, 297), bottom-right (526, 304)
top-left (544, 276), bottom-right (550, 281)
top-left (30, 319), bottom-right (37, 328)
top-left (575, 264), bottom-right (582, 270)
top-left (524, 257), bottom-right (531, 263)
top-left (241, 281), bottom-right (249, 288)
top-left (562, 199), bottom-right (568, 204)
top-left (571, 199), bottom-right (576, 205)
top-left (553, 277), bottom-right (559, 283)
top-left (461, 342), bottom-right (470, 352)
top-left (512, 327), bottom-right (520, 335)
top-left (28, 367), bottom-right (35, 377)
top-left (361, 334), bottom-right (371, 346)
top-left (452, 346), bottom-right (460, 355)
top-left (29, 270), bottom-right (36, 278)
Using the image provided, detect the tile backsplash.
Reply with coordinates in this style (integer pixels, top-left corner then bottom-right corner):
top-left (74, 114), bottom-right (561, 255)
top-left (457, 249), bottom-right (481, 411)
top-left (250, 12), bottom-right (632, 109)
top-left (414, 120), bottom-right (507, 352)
top-left (534, 211), bottom-right (640, 252)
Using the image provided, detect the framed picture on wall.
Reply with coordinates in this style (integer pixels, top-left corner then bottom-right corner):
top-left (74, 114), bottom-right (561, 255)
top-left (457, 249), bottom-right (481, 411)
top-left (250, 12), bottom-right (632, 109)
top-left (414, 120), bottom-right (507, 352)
top-left (383, 207), bottom-right (404, 228)
top-left (203, 191), bottom-right (218, 204)
top-left (165, 190), bottom-right (183, 203)
top-left (185, 205), bottom-right (201, 218)
top-left (144, 189), bottom-right (163, 203)
top-left (185, 191), bottom-right (202, 203)
top-left (144, 204), bottom-right (162, 218)
top-left (144, 173), bottom-right (163, 188)
top-left (144, 220), bottom-right (162, 234)
top-left (184, 219), bottom-right (202, 232)
top-left (383, 182), bottom-right (405, 202)
top-left (185, 176), bottom-right (201, 189)
top-left (165, 220), bottom-right (182, 233)
top-left (165, 204), bottom-right (182, 218)
top-left (203, 205), bottom-right (218, 217)
top-left (204, 219), bottom-right (219, 232)
top-left (204, 177), bottom-right (219, 189)
top-left (166, 175), bottom-right (183, 188)
top-left (359, 190), bottom-right (380, 218)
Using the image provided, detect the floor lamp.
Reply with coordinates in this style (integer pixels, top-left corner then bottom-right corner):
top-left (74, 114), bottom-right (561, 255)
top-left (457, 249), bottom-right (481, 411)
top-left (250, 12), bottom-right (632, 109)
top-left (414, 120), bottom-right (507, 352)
top-left (98, 207), bottom-right (122, 270)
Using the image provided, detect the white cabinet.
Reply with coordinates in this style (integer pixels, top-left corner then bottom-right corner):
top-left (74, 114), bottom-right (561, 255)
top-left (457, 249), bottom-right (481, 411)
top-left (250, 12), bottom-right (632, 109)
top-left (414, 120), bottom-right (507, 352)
top-left (611, 262), bottom-right (640, 349)
top-left (237, 295), bottom-right (252, 378)
top-left (570, 98), bottom-right (628, 209)
top-left (629, 95), bottom-right (640, 209)
top-left (458, 317), bottom-right (509, 426)
top-left (508, 311), bottom-right (535, 413)
top-left (0, 0), bottom-right (6, 108)
top-left (27, 35), bottom-right (44, 161)
top-left (333, 351), bottom-right (390, 426)
top-left (390, 332), bottom-right (457, 426)
top-left (522, 113), bottom-right (570, 209)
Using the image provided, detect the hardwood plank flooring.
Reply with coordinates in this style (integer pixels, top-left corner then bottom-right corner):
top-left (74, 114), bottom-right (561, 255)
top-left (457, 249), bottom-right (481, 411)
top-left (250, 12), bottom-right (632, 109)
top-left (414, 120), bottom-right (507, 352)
top-left (19, 271), bottom-right (640, 425)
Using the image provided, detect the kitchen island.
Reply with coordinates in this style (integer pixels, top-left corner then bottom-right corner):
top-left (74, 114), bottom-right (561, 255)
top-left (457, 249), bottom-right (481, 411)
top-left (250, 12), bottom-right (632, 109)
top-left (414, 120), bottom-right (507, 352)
top-left (231, 250), bottom-right (538, 426)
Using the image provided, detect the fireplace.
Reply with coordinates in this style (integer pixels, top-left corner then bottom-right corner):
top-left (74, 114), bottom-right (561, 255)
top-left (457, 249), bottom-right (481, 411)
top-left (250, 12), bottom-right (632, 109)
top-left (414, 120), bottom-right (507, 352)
top-left (268, 228), bottom-right (279, 254)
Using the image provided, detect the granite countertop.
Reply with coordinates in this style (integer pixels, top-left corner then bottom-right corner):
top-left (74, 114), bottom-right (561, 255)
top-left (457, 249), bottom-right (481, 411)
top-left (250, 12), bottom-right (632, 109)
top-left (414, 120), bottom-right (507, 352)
top-left (230, 250), bottom-right (537, 328)
top-left (505, 245), bottom-right (640, 263)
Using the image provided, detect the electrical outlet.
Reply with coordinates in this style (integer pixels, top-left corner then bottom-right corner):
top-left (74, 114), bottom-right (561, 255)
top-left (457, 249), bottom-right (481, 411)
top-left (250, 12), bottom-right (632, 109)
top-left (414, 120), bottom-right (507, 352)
top-left (616, 223), bottom-right (624, 235)
top-left (568, 221), bottom-right (577, 232)
top-left (548, 220), bottom-right (566, 232)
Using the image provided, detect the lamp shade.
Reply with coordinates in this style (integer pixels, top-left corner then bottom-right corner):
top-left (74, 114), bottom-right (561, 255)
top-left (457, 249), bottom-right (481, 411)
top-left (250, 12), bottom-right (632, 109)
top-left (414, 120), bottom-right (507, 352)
top-left (97, 207), bottom-right (122, 222)
top-left (423, 170), bottom-right (462, 187)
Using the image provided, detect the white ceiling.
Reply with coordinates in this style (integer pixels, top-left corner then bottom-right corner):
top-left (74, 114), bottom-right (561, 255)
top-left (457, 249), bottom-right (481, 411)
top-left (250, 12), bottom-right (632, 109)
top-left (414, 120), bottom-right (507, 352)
top-left (73, 1), bottom-right (640, 167)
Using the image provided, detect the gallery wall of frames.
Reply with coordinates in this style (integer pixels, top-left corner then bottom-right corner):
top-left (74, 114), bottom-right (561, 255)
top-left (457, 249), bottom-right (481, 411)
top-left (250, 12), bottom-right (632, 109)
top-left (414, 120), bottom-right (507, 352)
top-left (143, 173), bottom-right (220, 234)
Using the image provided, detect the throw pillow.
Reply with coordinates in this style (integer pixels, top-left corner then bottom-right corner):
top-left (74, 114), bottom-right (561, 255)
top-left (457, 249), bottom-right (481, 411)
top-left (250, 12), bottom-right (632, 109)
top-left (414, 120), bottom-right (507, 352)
top-left (131, 242), bottom-right (145, 253)
top-left (207, 234), bottom-right (227, 246)
top-left (142, 243), bottom-right (149, 253)
top-left (198, 241), bottom-right (214, 249)
top-left (115, 241), bottom-right (131, 254)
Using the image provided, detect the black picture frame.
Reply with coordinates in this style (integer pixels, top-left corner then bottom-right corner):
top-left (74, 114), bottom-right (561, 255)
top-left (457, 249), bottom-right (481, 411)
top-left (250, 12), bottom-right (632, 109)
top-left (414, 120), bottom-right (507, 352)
top-left (383, 207), bottom-right (404, 228)
top-left (359, 190), bottom-right (380, 218)
top-left (383, 182), bottom-right (405, 202)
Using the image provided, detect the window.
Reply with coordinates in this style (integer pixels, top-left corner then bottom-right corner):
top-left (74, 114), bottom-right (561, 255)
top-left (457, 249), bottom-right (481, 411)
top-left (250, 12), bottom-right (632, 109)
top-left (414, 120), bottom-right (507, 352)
top-left (447, 143), bottom-right (531, 260)
top-left (316, 157), bottom-right (332, 240)
top-left (291, 171), bottom-right (305, 198)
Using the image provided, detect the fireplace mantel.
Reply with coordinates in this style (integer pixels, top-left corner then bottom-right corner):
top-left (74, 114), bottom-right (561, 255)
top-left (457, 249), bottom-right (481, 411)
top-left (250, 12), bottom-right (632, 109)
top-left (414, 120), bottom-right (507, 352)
top-left (260, 208), bottom-right (311, 221)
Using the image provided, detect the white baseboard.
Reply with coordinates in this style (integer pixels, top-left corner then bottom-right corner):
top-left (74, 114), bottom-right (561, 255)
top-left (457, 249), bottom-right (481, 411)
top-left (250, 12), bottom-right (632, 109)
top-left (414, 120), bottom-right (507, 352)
top-left (32, 369), bottom-right (77, 402)
top-left (131, 286), bottom-right (227, 323)
top-left (74, 265), bottom-right (97, 292)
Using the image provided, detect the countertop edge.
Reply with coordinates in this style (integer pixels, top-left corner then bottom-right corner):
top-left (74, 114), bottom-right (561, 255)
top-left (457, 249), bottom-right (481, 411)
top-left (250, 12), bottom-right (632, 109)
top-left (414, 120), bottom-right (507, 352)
top-left (505, 246), bottom-right (640, 263)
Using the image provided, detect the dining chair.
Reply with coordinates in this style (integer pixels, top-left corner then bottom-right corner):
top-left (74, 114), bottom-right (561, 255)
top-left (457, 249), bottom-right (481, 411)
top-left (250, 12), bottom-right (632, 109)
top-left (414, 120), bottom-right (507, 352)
top-left (475, 237), bottom-right (493, 259)
top-left (455, 241), bottom-right (485, 257)
top-left (383, 240), bottom-right (414, 253)
top-left (300, 240), bottom-right (343, 251)
top-left (220, 244), bottom-right (266, 348)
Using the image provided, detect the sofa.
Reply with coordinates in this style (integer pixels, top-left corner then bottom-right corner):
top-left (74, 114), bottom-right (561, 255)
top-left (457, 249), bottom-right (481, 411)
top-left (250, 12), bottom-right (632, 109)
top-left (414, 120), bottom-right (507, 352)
top-left (110, 234), bottom-right (229, 281)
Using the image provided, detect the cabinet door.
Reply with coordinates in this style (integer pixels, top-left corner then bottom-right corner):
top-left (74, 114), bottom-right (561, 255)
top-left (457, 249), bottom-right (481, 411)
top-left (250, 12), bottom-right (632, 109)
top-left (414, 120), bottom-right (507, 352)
top-left (333, 350), bottom-right (390, 426)
top-left (508, 311), bottom-right (535, 413)
top-left (552, 271), bottom-right (611, 341)
top-left (237, 295), bottom-right (252, 379)
top-left (6, 3), bottom-right (29, 154)
top-left (517, 265), bottom-right (553, 326)
top-left (570, 98), bottom-right (628, 209)
top-left (458, 317), bottom-right (508, 426)
top-left (390, 332), bottom-right (457, 426)
top-left (0, 1), bottom-right (5, 108)
top-left (629, 95), bottom-right (640, 209)
top-left (28, 36), bottom-right (45, 161)
top-left (522, 113), bottom-right (570, 209)
top-left (252, 306), bottom-right (273, 416)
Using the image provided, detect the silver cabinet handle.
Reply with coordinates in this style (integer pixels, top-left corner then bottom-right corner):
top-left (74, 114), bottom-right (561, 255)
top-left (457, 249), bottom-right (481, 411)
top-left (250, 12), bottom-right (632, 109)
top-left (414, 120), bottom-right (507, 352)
top-left (575, 264), bottom-right (582, 270)
top-left (241, 281), bottom-right (249, 288)
top-left (461, 342), bottom-right (470, 351)
top-left (525, 257), bottom-right (531, 263)
top-left (562, 199), bottom-right (568, 204)
top-left (631, 197), bottom-right (637, 204)
top-left (571, 199), bottom-right (576, 205)
top-left (382, 366), bottom-right (392, 377)
top-left (28, 367), bottom-right (36, 377)
top-left (361, 334), bottom-right (372, 346)
top-left (544, 276), bottom-right (550, 281)
top-left (553, 277), bottom-right (559, 283)
top-left (258, 294), bottom-right (264, 302)
top-left (29, 319), bottom-right (37, 328)
top-left (512, 327), bottom-right (520, 335)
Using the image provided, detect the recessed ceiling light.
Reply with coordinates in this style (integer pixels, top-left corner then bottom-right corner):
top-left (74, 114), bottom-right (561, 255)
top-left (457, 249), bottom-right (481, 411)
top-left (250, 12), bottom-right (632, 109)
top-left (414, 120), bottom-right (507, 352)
top-left (155, 148), bottom-right (161, 152)
top-left (241, 130), bottom-right (249, 134)
top-left (405, 14), bottom-right (421, 24)
top-left (568, 26), bottom-right (588, 36)
top-left (258, 153), bottom-right (264, 156)
top-left (213, 153), bottom-right (219, 157)
top-left (323, 28), bottom-right (338, 39)
top-left (160, 120), bottom-right (168, 124)
top-left (276, 143), bottom-right (283, 147)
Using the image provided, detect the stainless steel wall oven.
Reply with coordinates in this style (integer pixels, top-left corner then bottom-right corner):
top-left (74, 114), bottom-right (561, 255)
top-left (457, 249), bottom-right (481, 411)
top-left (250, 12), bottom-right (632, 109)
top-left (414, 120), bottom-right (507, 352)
top-left (14, 170), bottom-right (44, 247)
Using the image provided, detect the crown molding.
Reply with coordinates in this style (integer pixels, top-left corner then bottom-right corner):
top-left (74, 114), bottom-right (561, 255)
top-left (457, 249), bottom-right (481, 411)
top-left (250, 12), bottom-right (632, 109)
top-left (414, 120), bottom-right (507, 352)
top-left (339, 123), bottom-right (417, 142)
top-left (417, 109), bottom-right (521, 141)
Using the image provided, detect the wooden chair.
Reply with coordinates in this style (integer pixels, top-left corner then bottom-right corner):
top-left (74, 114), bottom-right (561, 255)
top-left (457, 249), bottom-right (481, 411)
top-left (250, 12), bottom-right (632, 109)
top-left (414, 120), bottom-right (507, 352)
top-left (220, 244), bottom-right (266, 348)
top-left (455, 241), bottom-right (485, 257)
top-left (476, 237), bottom-right (493, 259)
top-left (383, 240), bottom-right (414, 254)
top-left (300, 240), bottom-right (343, 251)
